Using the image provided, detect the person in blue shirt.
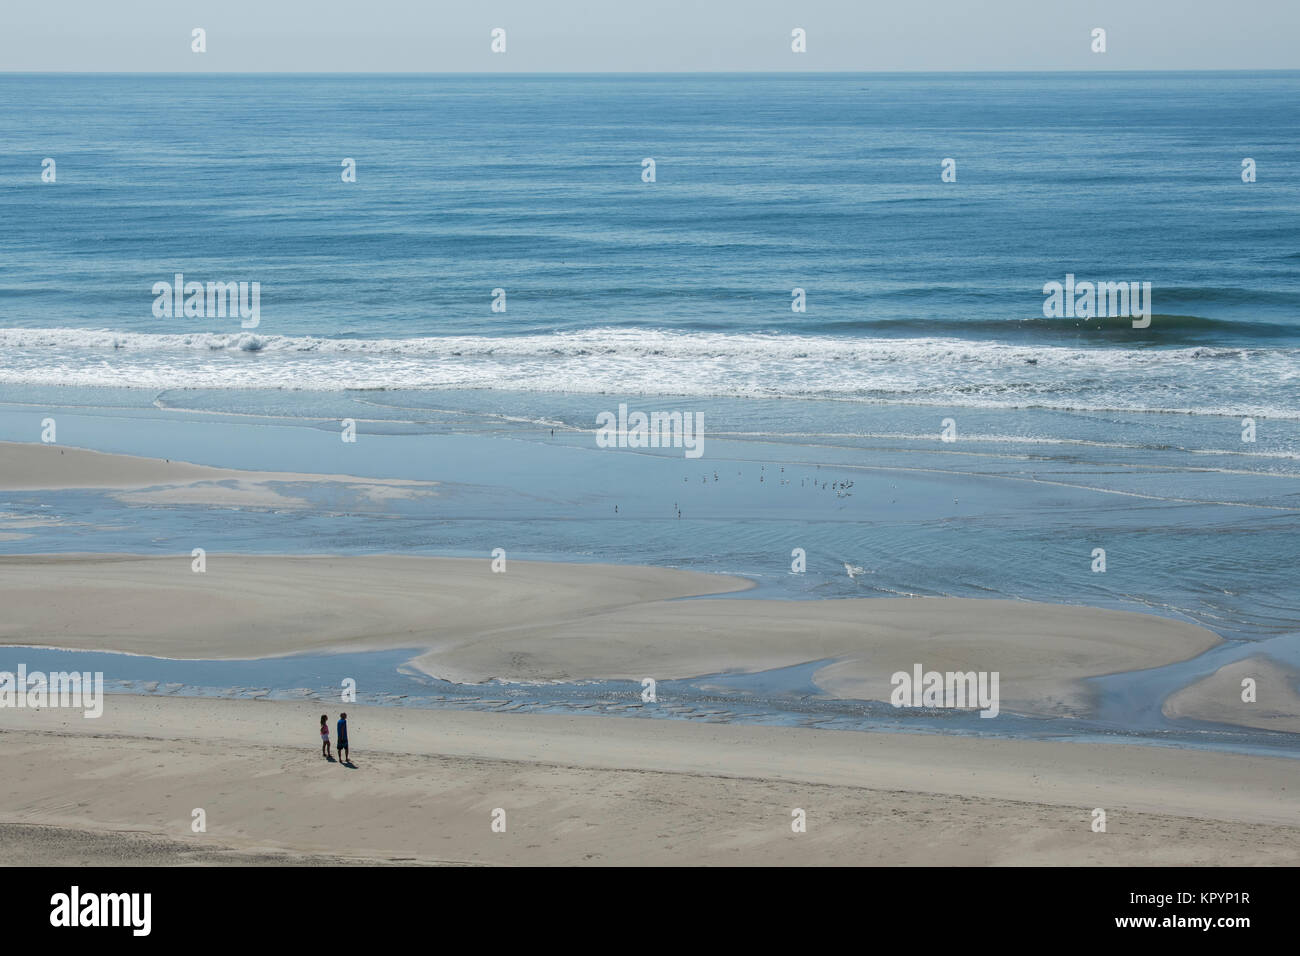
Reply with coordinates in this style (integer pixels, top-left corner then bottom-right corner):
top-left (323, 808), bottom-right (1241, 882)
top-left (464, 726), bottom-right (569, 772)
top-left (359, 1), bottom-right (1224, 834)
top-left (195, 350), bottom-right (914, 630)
top-left (336, 713), bottom-right (350, 764)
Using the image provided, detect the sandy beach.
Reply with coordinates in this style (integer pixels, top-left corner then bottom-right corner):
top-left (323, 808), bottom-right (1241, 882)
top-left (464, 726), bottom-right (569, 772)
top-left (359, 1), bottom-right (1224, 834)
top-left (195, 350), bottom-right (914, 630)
top-left (0, 440), bottom-right (439, 511)
top-left (1164, 657), bottom-right (1300, 735)
top-left (2, 696), bottom-right (1299, 866)
top-left (1, 441), bottom-right (1295, 867)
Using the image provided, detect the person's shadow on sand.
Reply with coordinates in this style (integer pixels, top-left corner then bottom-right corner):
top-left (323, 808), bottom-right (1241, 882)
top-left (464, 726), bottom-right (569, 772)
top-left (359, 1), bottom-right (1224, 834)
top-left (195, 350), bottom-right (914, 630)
top-left (340, 759), bottom-right (358, 769)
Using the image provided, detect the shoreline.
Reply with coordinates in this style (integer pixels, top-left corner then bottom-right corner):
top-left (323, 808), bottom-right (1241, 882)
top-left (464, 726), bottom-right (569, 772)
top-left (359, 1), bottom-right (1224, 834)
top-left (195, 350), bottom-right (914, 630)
top-left (4, 641), bottom-right (1297, 761)
top-left (0, 440), bottom-right (441, 492)
top-left (0, 441), bottom-right (1286, 737)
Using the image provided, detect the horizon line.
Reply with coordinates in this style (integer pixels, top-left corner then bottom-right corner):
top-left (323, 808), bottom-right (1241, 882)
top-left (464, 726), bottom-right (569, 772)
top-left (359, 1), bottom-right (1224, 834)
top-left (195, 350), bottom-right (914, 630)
top-left (3, 68), bottom-right (1299, 76)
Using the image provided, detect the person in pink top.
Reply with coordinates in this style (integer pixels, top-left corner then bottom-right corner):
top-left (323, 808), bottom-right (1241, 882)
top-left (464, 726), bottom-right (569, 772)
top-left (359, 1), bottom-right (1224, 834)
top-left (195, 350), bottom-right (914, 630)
top-left (320, 714), bottom-right (331, 759)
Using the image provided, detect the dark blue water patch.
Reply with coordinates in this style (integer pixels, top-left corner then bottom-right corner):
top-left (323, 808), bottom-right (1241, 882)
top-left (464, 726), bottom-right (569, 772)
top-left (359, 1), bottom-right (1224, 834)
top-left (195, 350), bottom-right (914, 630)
top-left (2, 645), bottom-right (1296, 759)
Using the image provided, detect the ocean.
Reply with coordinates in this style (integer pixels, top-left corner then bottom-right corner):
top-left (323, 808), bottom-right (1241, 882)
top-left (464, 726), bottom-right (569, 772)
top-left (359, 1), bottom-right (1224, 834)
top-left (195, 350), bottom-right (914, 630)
top-left (2, 73), bottom-right (1299, 411)
top-left (1, 72), bottom-right (1298, 745)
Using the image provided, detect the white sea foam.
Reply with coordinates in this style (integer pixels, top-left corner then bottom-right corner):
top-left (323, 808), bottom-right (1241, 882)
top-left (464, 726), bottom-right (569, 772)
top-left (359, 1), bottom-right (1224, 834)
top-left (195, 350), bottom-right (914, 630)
top-left (1, 326), bottom-right (1296, 419)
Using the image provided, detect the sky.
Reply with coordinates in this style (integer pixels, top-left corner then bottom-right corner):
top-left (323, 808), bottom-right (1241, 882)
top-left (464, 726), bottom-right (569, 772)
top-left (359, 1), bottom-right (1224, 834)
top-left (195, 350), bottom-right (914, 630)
top-left (1, 0), bottom-right (1297, 72)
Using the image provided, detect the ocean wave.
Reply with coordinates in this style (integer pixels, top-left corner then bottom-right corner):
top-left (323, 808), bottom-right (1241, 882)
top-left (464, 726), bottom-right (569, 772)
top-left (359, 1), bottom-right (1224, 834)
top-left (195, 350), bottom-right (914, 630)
top-left (3, 325), bottom-right (1297, 363)
top-left (1, 326), bottom-right (1298, 419)
top-left (822, 314), bottom-right (1297, 340)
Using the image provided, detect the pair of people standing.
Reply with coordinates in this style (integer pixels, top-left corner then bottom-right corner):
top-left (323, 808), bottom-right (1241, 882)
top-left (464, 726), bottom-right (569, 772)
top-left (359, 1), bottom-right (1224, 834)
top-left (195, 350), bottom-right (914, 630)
top-left (320, 713), bottom-right (349, 763)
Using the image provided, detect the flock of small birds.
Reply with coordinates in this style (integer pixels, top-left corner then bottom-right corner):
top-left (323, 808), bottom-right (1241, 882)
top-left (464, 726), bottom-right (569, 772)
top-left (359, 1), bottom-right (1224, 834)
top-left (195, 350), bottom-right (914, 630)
top-left (565, 404), bottom-right (969, 521)
top-left (569, 419), bottom-right (969, 579)
top-left (608, 465), bottom-right (956, 520)
top-left (549, 427), bottom-right (950, 518)
top-left (608, 464), bottom-right (874, 519)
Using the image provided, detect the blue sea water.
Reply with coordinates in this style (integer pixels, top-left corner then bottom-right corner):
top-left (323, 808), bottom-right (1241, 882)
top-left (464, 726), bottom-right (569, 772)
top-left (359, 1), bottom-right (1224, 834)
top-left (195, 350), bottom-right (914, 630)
top-left (0, 73), bottom-right (1298, 744)
top-left (0, 73), bottom-right (1298, 411)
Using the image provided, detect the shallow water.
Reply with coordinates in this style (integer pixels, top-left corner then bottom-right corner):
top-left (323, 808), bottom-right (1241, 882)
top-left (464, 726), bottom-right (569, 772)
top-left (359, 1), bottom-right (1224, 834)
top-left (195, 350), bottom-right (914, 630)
top-left (3, 644), bottom-right (1294, 760)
